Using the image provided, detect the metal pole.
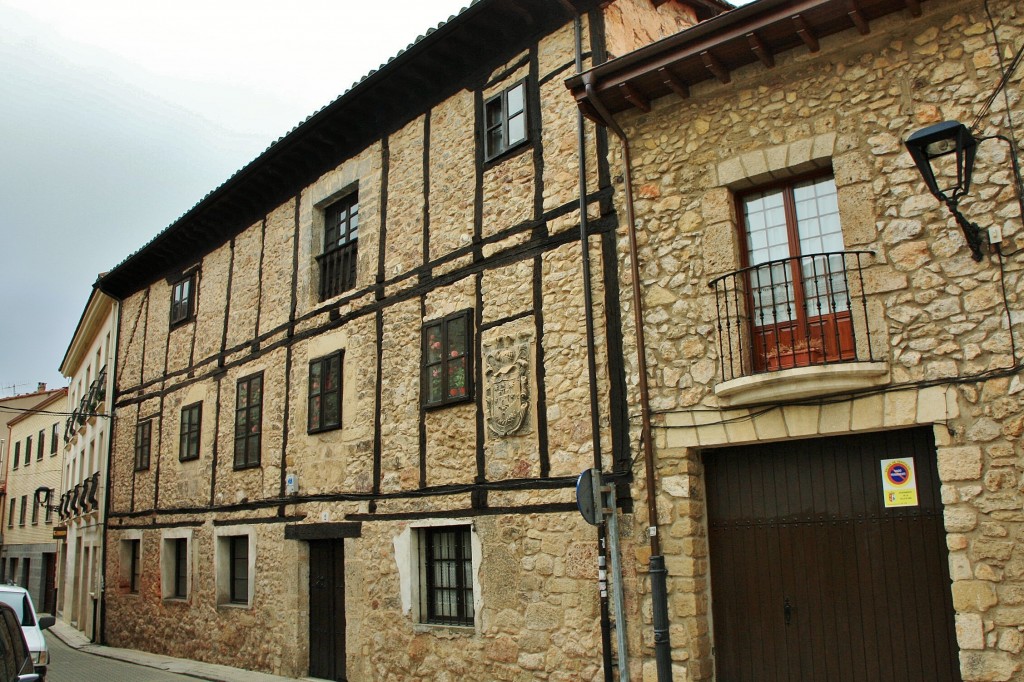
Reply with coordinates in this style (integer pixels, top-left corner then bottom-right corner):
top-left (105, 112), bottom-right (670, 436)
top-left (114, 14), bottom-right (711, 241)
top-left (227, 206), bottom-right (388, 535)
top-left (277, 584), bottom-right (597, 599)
top-left (605, 482), bottom-right (630, 679)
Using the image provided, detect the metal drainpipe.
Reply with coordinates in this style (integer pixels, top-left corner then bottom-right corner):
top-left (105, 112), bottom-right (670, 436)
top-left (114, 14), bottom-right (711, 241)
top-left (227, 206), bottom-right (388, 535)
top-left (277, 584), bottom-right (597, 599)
top-left (582, 74), bottom-right (673, 681)
top-left (561, 4), bottom-right (615, 679)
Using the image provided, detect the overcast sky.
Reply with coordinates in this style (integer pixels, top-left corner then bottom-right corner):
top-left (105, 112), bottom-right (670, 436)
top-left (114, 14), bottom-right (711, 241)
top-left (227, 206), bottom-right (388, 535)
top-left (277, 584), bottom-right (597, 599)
top-left (0, 0), bottom-right (469, 396)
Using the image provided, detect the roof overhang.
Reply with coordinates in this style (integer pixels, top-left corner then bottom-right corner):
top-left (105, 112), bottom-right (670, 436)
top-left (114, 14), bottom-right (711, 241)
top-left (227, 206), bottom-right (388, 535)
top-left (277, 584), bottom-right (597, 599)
top-left (60, 286), bottom-right (116, 377)
top-left (99, 0), bottom-right (604, 300)
top-left (567, 0), bottom-right (928, 121)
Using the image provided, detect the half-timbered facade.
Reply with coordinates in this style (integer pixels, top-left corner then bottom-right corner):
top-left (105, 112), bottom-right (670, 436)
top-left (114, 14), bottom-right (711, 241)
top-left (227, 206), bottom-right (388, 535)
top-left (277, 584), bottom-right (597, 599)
top-left (569, 0), bottom-right (1024, 679)
top-left (97, 1), bottom-right (726, 679)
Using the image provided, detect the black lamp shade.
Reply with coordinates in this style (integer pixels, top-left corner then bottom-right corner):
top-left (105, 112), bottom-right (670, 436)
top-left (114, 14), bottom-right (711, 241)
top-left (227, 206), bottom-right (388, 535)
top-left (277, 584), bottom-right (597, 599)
top-left (905, 120), bottom-right (977, 204)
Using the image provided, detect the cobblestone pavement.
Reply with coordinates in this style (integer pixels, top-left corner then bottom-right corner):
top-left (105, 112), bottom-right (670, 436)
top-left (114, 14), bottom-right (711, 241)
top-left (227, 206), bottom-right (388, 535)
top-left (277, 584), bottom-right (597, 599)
top-left (45, 632), bottom-right (196, 682)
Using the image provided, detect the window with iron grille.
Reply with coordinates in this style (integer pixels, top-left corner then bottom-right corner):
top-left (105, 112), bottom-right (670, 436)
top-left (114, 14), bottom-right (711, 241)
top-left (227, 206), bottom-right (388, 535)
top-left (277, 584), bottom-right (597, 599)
top-left (135, 420), bottom-right (152, 471)
top-left (234, 374), bottom-right (263, 469)
top-left (229, 536), bottom-right (249, 604)
top-left (419, 525), bottom-right (475, 626)
top-left (179, 402), bottom-right (202, 461)
top-left (422, 310), bottom-right (472, 408)
top-left (484, 81), bottom-right (528, 161)
top-left (318, 193), bottom-right (358, 301)
top-left (308, 351), bottom-right (343, 433)
top-left (170, 274), bottom-right (196, 327)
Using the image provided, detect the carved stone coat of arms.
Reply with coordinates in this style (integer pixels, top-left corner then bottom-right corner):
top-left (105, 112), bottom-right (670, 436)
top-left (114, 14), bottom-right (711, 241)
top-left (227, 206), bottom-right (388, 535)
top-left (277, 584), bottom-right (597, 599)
top-left (484, 336), bottom-right (531, 436)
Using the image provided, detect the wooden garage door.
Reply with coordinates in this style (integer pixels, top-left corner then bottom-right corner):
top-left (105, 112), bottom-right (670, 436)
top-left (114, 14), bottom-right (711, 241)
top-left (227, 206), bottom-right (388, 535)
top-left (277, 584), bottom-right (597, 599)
top-left (705, 428), bottom-right (960, 682)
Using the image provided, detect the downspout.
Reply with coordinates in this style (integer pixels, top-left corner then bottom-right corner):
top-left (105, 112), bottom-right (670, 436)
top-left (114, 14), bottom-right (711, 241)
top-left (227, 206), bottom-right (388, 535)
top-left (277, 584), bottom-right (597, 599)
top-left (582, 74), bottom-right (673, 682)
top-left (560, 3), bottom-right (615, 679)
top-left (94, 285), bottom-right (121, 646)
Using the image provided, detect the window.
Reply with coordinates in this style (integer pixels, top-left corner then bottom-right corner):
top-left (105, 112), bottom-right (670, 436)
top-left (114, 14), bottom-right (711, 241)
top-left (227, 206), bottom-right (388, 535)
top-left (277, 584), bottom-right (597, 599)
top-left (23, 437), bottom-right (30, 468)
top-left (179, 402), bottom-right (202, 461)
top-left (36, 430), bottom-right (43, 460)
top-left (30, 499), bottom-right (38, 526)
top-left (418, 526), bottom-right (475, 626)
top-left (18, 497), bottom-right (26, 527)
top-left (50, 423), bottom-right (58, 455)
top-left (423, 310), bottom-right (472, 408)
top-left (318, 193), bottom-right (359, 301)
top-left (12, 443), bottom-right (18, 469)
top-left (234, 374), bottom-right (263, 469)
top-left (20, 560), bottom-right (29, 590)
top-left (740, 174), bottom-right (853, 371)
top-left (44, 500), bottom-right (52, 525)
top-left (135, 420), bottom-right (152, 471)
top-left (162, 537), bottom-right (189, 599)
top-left (308, 352), bottom-right (343, 433)
top-left (120, 539), bottom-right (141, 594)
top-left (170, 274), bottom-right (196, 327)
top-left (7, 500), bottom-right (13, 528)
top-left (229, 536), bottom-right (248, 604)
top-left (484, 81), bottom-right (528, 161)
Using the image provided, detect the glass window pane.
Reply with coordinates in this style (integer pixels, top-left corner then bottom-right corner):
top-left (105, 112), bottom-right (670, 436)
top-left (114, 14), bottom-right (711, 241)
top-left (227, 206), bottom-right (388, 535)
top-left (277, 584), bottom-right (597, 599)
top-left (507, 112), bottom-right (526, 146)
top-left (324, 394), bottom-right (339, 427)
top-left (426, 326), bottom-right (442, 363)
top-left (487, 127), bottom-right (503, 156)
top-left (485, 98), bottom-right (502, 128)
top-left (448, 357), bottom-right (467, 398)
top-left (507, 84), bottom-right (524, 115)
top-left (447, 318), bottom-right (466, 357)
top-left (309, 397), bottom-right (321, 430)
top-left (309, 363), bottom-right (321, 396)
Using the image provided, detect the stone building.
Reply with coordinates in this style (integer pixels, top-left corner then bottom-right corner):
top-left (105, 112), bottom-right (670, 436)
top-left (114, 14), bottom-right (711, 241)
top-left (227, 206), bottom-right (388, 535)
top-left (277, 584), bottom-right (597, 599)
top-left (568, 0), bottom-right (1024, 679)
top-left (57, 286), bottom-right (117, 641)
top-left (94, 1), bottom-right (730, 679)
top-left (1, 388), bottom-right (67, 614)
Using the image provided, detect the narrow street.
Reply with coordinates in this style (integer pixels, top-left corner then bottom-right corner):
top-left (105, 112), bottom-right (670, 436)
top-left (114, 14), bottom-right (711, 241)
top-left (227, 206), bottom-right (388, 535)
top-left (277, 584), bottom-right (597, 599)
top-left (44, 632), bottom-right (196, 682)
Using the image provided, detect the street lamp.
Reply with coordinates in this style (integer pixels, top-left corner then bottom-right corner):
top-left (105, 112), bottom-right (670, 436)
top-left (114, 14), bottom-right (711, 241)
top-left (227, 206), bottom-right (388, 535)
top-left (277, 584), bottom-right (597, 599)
top-left (905, 120), bottom-right (987, 261)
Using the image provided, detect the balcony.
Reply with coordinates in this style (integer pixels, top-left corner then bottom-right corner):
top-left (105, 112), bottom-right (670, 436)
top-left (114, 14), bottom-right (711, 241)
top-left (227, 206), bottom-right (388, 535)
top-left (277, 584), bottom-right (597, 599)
top-left (64, 366), bottom-right (107, 442)
top-left (708, 251), bottom-right (887, 405)
top-left (316, 242), bottom-right (357, 301)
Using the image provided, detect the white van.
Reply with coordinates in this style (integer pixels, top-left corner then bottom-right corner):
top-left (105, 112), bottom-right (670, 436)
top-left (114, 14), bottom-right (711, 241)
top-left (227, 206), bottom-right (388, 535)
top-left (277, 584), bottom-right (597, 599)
top-left (0, 587), bottom-right (52, 681)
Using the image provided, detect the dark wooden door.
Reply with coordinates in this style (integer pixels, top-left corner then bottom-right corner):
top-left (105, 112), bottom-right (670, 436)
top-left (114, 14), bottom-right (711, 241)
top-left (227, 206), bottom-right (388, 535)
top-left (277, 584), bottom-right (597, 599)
top-left (42, 553), bottom-right (57, 615)
top-left (309, 541), bottom-right (346, 681)
top-left (706, 428), bottom-right (960, 682)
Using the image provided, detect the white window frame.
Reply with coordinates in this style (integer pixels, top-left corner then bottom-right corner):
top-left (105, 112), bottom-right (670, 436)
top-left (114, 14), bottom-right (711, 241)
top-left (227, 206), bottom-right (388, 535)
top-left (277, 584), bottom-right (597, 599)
top-left (160, 528), bottom-right (192, 601)
top-left (214, 525), bottom-right (255, 608)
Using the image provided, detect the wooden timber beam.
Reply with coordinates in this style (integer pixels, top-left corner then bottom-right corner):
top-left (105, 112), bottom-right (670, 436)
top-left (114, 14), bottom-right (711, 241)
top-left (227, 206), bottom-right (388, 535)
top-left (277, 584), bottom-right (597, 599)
top-left (701, 50), bottom-right (731, 84)
top-left (847, 0), bottom-right (870, 34)
top-left (792, 15), bottom-right (820, 52)
top-left (658, 67), bottom-right (690, 98)
top-left (746, 32), bottom-right (775, 68)
top-left (620, 82), bottom-right (651, 112)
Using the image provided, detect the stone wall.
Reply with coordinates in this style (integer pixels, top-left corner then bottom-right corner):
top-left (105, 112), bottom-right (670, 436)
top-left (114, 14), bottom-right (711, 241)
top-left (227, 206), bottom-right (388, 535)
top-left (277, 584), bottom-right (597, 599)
top-left (606, 0), bottom-right (1024, 679)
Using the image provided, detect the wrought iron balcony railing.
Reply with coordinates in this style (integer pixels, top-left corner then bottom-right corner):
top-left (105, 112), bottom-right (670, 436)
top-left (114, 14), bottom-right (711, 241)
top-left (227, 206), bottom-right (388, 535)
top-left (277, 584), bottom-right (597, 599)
top-left (64, 365), bottom-right (107, 442)
top-left (708, 251), bottom-right (877, 382)
top-left (316, 242), bottom-right (357, 301)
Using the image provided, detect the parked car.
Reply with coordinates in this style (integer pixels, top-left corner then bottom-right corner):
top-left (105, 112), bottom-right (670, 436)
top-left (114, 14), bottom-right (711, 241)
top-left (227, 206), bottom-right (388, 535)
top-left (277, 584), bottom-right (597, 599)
top-left (0, 587), bottom-right (51, 681)
top-left (0, 602), bottom-right (38, 681)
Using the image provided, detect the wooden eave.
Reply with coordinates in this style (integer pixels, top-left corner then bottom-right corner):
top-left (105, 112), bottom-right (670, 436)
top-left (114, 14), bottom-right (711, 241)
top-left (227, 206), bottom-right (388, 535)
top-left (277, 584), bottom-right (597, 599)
top-left (99, 0), bottom-right (601, 300)
top-left (567, 0), bottom-right (927, 120)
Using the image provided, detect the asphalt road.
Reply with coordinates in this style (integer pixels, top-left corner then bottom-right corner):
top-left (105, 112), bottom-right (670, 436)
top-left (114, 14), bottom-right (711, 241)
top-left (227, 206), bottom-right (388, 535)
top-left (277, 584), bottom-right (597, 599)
top-left (43, 632), bottom-right (196, 682)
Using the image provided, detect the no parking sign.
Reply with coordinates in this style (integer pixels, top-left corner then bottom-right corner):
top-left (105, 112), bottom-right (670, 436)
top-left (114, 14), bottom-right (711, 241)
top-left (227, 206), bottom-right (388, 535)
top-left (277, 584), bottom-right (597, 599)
top-left (880, 457), bottom-right (919, 508)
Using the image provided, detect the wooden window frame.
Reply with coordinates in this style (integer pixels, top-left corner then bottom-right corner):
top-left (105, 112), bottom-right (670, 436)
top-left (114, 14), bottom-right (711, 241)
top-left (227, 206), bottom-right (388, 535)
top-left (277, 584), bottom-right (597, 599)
top-left (484, 80), bottom-right (529, 162)
top-left (7, 500), bottom-right (14, 528)
top-left (170, 274), bottom-right (196, 328)
top-left (50, 423), bottom-right (58, 455)
top-left (18, 497), bottom-right (26, 527)
top-left (135, 419), bottom-right (152, 471)
top-left (30, 499), bottom-right (38, 526)
top-left (229, 536), bottom-right (249, 605)
top-left (179, 402), bottom-right (202, 461)
top-left (37, 429), bottom-right (44, 461)
top-left (308, 351), bottom-right (343, 434)
top-left (419, 525), bottom-right (474, 626)
top-left (129, 540), bottom-right (141, 594)
top-left (422, 310), bottom-right (473, 409)
top-left (318, 193), bottom-right (359, 301)
top-left (12, 442), bottom-right (18, 469)
top-left (23, 437), bottom-right (31, 468)
top-left (173, 538), bottom-right (188, 599)
top-left (234, 373), bottom-right (263, 470)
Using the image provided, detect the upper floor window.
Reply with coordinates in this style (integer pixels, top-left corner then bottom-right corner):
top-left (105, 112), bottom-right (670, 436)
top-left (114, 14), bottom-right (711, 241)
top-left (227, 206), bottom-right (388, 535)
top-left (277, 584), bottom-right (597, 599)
top-left (740, 174), bottom-right (852, 371)
top-left (36, 430), bottom-right (44, 460)
top-left (135, 419), bottom-right (152, 471)
top-left (50, 423), bottom-right (58, 454)
top-left (308, 352), bottom-right (343, 433)
top-left (23, 437), bottom-right (31, 467)
top-left (484, 81), bottom-right (528, 161)
top-left (18, 497), bottom-right (26, 527)
top-left (170, 274), bottom-right (196, 327)
top-left (234, 374), bottom-right (263, 469)
top-left (7, 500), bottom-right (13, 528)
top-left (423, 310), bottom-right (472, 408)
top-left (179, 402), bottom-right (202, 461)
top-left (12, 442), bottom-right (19, 469)
top-left (318, 194), bottom-right (359, 301)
